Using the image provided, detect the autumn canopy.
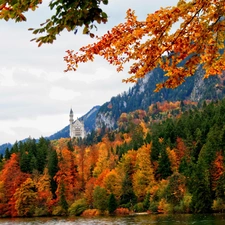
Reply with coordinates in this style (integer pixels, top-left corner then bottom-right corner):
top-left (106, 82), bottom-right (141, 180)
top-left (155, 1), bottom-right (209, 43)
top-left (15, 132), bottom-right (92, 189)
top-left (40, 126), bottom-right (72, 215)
top-left (1, 0), bottom-right (225, 90)
top-left (64, 0), bottom-right (225, 91)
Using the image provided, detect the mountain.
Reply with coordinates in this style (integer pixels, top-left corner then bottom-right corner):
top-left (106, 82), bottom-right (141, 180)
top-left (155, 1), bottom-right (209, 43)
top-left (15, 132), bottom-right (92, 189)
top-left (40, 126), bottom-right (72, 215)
top-left (0, 143), bottom-right (12, 155)
top-left (1, 65), bottom-right (224, 154)
top-left (95, 66), bottom-right (225, 129)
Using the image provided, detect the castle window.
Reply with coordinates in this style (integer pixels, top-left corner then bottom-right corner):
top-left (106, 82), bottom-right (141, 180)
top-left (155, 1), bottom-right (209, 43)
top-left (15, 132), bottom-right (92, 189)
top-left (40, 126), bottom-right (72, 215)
top-left (75, 127), bottom-right (82, 136)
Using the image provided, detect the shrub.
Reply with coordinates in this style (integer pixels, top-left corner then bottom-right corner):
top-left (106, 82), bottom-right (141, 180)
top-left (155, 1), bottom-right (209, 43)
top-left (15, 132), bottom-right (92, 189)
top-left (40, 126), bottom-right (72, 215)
top-left (114, 207), bottom-right (130, 215)
top-left (34, 207), bottom-right (49, 217)
top-left (82, 209), bottom-right (101, 217)
top-left (212, 198), bottom-right (225, 212)
top-left (157, 198), bottom-right (172, 214)
top-left (149, 201), bottom-right (158, 213)
top-left (133, 202), bottom-right (144, 212)
top-left (68, 199), bottom-right (88, 216)
top-left (120, 202), bottom-right (132, 209)
top-left (175, 193), bottom-right (192, 213)
top-left (52, 206), bottom-right (66, 216)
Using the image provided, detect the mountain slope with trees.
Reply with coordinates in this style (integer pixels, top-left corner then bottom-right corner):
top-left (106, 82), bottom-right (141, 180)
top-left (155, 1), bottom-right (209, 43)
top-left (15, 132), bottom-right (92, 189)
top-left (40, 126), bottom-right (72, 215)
top-left (95, 66), bottom-right (225, 129)
top-left (1, 99), bottom-right (225, 217)
top-left (1, 66), bottom-right (224, 153)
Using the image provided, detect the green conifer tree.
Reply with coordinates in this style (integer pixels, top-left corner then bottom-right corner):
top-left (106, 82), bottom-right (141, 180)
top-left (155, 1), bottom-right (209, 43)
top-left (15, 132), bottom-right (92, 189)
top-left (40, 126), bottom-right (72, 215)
top-left (108, 193), bottom-right (117, 214)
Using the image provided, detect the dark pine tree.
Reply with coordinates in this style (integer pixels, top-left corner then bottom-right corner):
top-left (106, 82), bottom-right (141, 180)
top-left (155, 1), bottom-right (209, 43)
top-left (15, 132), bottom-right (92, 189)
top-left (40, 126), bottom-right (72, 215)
top-left (190, 160), bottom-right (212, 213)
top-left (48, 149), bottom-right (59, 199)
top-left (108, 193), bottom-right (117, 214)
top-left (156, 146), bottom-right (172, 180)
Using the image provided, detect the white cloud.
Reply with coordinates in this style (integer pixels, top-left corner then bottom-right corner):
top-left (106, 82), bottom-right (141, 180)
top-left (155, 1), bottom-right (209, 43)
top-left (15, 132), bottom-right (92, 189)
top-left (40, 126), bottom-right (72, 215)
top-left (0, 68), bottom-right (16, 86)
top-left (49, 87), bottom-right (81, 101)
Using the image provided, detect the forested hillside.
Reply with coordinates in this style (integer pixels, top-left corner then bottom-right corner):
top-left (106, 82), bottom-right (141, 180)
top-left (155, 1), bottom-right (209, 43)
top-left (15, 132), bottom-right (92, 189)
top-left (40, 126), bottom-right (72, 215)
top-left (1, 99), bottom-right (225, 217)
top-left (95, 67), bottom-right (225, 129)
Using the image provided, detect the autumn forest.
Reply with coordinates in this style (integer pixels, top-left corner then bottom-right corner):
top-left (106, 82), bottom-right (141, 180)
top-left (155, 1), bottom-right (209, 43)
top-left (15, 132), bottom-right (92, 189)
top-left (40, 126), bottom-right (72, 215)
top-left (1, 99), bottom-right (225, 217)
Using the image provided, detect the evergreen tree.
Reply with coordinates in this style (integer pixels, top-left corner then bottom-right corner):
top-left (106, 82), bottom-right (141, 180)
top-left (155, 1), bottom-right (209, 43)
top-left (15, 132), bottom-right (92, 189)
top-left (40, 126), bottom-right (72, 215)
top-left (11, 141), bottom-right (19, 154)
top-left (36, 137), bottom-right (49, 173)
top-left (215, 174), bottom-right (225, 201)
top-left (59, 183), bottom-right (68, 213)
top-left (156, 146), bottom-right (172, 180)
top-left (108, 193), bottom-right (117, 214)
top-left (93, 186), bottom-right (108, 212)
top-left (0, 154), bottom-right (3, 162)
top-left (151, 135), bottom-right (161, 162)
top-left (120, 173), bottom-right (137, 206)
top-left (145, 132), bottom-right (152, 144)
top-left (48, 149), bottom-right (59, 198)
top-left (67, 139), bottom-right (74, 151)
top-left (20, 152), bottom-right (30, 173)
top-left (131, 124), bottom-right (144, 150)
top-left (28, 153), bottom-right (37, 172)
top-left (190, 160), bottom-right (212, 213)
top-left (143, 192), bottom-right (150, 211)
top-left (4, 147), bottom-right (11, 160)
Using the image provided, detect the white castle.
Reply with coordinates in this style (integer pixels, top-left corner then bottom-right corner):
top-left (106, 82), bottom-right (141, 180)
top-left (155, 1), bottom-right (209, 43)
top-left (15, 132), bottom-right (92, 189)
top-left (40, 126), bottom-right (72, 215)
top-left (69, 108), bottom-right (85, 138)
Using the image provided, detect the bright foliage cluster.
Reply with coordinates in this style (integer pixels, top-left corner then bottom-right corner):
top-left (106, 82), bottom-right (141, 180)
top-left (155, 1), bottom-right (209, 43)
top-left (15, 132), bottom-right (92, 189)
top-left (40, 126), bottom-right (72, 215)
top-left (1, 99), bottom-right (225, 216)
top-left (64, 0), bottom-right (225, 91)
top-left (1, 0), bottom-right (225, 89)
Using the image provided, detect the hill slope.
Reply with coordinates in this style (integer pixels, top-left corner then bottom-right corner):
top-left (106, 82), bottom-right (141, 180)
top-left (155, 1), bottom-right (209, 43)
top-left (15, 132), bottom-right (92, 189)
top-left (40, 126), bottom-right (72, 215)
top-left (95, 66), bottom-right (225, 129)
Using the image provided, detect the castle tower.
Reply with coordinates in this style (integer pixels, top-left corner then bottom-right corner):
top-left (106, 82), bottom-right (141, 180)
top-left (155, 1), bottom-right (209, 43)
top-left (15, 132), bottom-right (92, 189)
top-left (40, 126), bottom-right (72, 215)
top-left (69, 108), bottom-right (85, 139)
top-left (69, 108), bottom-right (74, 137)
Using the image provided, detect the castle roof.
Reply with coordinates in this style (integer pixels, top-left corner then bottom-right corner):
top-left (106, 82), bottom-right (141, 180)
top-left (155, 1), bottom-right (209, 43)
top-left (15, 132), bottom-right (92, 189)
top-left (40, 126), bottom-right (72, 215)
top-left (73, 119), bottom-right (83, 126)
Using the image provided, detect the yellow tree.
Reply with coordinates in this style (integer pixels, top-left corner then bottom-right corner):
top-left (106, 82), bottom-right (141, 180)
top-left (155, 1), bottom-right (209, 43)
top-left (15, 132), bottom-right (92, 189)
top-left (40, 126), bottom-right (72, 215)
top-left (36, 168), bottom-right (53, 211)
top-left (92, 139), bottom-right (116, 177)
top-left (132, 143), bottom-right (155, 201)
top-left (103, 169), bottom-right (122, 199)
top-left (166, 147), bottom-right (179, 173)
top-left (65, 0), bottom-right (225, 90)
top-left (14, 178), bottom-right (38, 217)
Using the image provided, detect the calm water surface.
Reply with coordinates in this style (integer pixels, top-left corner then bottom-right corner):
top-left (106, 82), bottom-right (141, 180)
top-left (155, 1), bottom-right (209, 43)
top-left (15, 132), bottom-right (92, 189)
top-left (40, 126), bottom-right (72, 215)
top-left (0, 214), bottom-right (225, 225)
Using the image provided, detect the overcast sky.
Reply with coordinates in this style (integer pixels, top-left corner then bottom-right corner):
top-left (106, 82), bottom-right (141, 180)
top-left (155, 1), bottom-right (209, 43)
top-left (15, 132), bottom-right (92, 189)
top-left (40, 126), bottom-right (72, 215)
top-left (0, 0), bottom-right (178, 145)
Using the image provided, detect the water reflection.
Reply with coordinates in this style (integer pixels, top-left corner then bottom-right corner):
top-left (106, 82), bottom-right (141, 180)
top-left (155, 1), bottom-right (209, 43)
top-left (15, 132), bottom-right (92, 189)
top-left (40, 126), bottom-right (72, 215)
top-left (0, 214), bottom-right (225, 225)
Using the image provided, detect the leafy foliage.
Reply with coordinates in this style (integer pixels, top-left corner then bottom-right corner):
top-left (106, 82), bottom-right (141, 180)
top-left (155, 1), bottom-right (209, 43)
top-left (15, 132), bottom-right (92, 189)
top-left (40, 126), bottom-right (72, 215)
top-left (64, 0), bottom-right (225, 90)
top-left (0, 0), bottom-right (108, 46)
top-left (68, 199), bottom-right (88, 216)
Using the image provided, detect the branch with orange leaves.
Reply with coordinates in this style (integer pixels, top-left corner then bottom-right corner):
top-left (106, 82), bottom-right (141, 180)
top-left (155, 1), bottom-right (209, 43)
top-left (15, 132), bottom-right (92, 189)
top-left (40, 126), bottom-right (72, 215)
top-left (64, 0), bottom-right (225, 92)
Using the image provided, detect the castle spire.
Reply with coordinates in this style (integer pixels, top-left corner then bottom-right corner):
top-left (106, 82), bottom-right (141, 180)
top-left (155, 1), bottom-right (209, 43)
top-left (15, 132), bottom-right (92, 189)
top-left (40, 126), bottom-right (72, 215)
top-left (69, 108), bottom-right (74, 138)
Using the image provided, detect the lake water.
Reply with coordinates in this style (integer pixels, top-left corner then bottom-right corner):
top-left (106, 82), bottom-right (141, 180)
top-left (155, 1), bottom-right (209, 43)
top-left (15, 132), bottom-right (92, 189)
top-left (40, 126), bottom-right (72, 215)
top-left (0, 214), bottom-right (225, 225)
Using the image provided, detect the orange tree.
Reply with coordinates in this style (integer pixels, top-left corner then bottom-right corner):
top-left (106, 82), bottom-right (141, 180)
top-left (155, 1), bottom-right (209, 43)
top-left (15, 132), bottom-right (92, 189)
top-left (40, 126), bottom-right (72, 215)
top-left (64, 0), bottom-right (225, 90)
top-left (1, 0), bottom-right (225, 89)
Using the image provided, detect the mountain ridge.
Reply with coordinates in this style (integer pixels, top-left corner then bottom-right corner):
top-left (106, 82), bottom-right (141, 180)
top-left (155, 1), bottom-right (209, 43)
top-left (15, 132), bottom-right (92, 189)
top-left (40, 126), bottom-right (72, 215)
top-left (1, 66), bottom-right (224, 154)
